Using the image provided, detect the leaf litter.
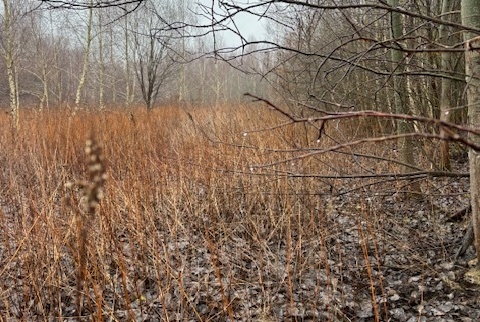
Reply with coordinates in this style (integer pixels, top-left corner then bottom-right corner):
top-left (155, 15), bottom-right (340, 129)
top-left (0, 159), bottom-right (479, 321)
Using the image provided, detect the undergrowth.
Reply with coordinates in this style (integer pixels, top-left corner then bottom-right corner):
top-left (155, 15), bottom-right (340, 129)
top-left (0, 106), bottom-right (468, 321)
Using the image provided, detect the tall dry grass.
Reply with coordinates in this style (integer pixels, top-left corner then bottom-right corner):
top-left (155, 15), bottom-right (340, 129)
top-left (0, 105), bottom-right (463, 321)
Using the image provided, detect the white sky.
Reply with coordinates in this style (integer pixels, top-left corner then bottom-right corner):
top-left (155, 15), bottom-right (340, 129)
top-left (193, 1), bottom-right (267, 46)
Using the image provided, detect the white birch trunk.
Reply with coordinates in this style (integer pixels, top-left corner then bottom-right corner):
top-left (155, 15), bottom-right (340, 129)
top-left (2, 0), bottom-right (19, 128)
top-left (125, 15), bottom-right (131, 108)
top-left (74, 1), bottom-right (93, 110)
top-left (98, 10), bottom-right (104, 110)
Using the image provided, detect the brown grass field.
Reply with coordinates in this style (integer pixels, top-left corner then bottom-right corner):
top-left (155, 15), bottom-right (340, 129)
top-left (0, 106), bottom-right (472, 321)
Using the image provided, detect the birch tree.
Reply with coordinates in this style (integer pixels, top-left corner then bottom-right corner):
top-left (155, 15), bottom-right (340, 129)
top-left (1, 0), bottom-right (19, 128)
top-left (123, 9), bottom-right (133, 107)
top-left (74, 0), bottom-right (93, 109)
top-left (97, 9), bottom-right (105, 109)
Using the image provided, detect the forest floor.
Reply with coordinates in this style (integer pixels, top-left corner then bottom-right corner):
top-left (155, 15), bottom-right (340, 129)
top-left (0, 106), bottom-right (478, 321)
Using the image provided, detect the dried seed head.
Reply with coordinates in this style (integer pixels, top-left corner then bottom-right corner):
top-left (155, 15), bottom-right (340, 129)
top-left (81, 137), bottom-right (107, 215)
top-left (89, 163), bottom-right (103, 172)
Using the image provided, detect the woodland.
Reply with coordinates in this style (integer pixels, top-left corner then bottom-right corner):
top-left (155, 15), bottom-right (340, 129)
top-left (1, 0), bottom-right (480, 321)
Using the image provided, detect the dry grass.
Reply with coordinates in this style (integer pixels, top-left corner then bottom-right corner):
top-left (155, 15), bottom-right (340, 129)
top-left (0, 105), bottom-right (468, 321)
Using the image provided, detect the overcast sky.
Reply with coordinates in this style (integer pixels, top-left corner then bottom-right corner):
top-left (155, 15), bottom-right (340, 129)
top-left (193, 1), bottom-right (267, 46)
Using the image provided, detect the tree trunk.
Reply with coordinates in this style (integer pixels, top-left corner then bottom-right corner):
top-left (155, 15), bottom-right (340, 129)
top-left (462, 0), bottom-right (480, 262)
top-left (40, 64), bottom-right (49, 111)
top-left (98, 10), bottom-right (105, 110)
top-left (389, 0), bottom-right (421, 197)
top-left (124, 12), bottom-right (131, 108)
top-left (439, 0), bottom-right (461, 170)
top-left (109, 12), bottom-right (116, 105)
top-left (178, 0), bottom-right (186, 103)
top-left (74, 0), bottom-right (93, 110)
top-left (2, 0), bottom-right (19, 129)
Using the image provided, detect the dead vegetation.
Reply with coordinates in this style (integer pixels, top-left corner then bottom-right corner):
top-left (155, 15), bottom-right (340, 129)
top-left (0, 106), bottom-right (476, 321)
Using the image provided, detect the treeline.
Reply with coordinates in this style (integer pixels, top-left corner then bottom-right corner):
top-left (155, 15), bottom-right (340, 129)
top-left (0, 0), bottom-right (268, 110)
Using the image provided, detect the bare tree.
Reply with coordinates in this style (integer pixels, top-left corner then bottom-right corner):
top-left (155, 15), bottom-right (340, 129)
top-left (130, 0), bottom-right (179, 110)
top-left (1, 0), bottom-right (20, 128)
top-left (462, 0), bottom-right (480, 265)
top-left (439, 0), bottom-right (463, 170)
top-left (97, 8), bottom-right (105, 109)
top-left (388, 0), bottom-right (420, 196)
top-left (39, 0), bottom-right (143, 10)
top-left (27, 11), bottom-right (52, 110)
top-left (74, 0), bottom-right (93, 109)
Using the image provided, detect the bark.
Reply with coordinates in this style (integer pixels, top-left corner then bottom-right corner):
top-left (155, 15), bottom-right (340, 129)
top-left (462, 0), bottom-right (480, 262)
top-left (109, 18), bottom-right (116, 105)
top-left (439, 0), bottom-right (461, 170)
top-left (40, 64), bottom-right (49, 111)
top-left (98, 10), bottom-right (105, 109)
top-left (124, 13), bottom-right (131, 108)
top-left (2, 0), bottom-right (19, 129)
top-left (74, 1), bottom-right (93, 109)
top-left (389, 0), bottom-right (421, 197)
top-left (178, 0), bottom-right (186, 103)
